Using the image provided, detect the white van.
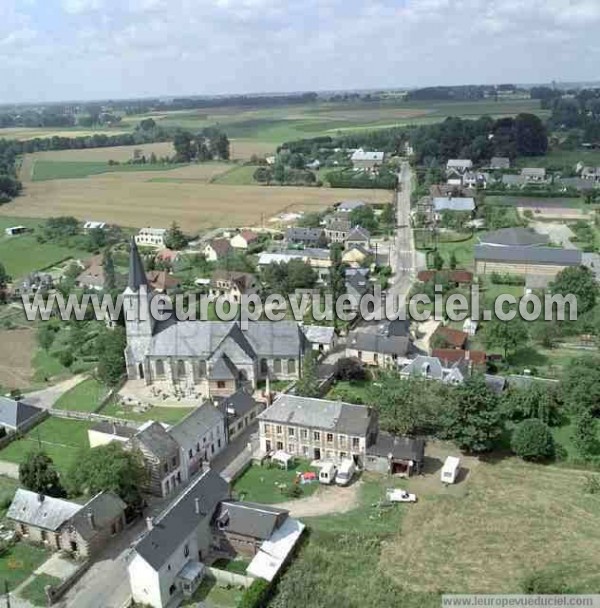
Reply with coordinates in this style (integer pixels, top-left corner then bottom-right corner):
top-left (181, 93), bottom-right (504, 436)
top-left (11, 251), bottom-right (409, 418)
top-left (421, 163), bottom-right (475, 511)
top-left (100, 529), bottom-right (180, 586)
top-left (335, 459), bottom-right (356, 486)
top-left (441, 456), bottom-right (460, 484)
top-left (319, 462), bottom-right (337, 485)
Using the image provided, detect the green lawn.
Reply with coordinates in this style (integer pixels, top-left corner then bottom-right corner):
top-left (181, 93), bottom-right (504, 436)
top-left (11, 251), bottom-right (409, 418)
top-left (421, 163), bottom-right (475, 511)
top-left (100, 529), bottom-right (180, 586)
top-left (0, 476), bottom-right (19, 519)
top-left (212, 557), bottom-right (251, 574)
top-left (18, 573), bottom-right (60, 606)
top-left (32, 349), bottom-right (72, 384)
top-left (182, 576), bottom-right (244, 608)
top-left (0, 234), bottom-right (87, 277)
top-left (485, 195), bottom-right (583, 208)
top-left (31, 160), bottom-right (186, 181)
top-left (327, 380), bottom-right (372, 405)
top-left (434, 235), bottom-right (476, 268)
top-left (0, 543), bottom-right (50, 591)
top-left (0, 417), bottom-right (93, 477)
top-left (99, 399), bottom-right (194, 425)
top-left (233, 459), bottom-right (320, 504)
top-left (212, 164), bottom-right (259, 185)
top-left (515, 149), bottom-right (600, 170)
top-left (53, 377), bottom-right (107, 413)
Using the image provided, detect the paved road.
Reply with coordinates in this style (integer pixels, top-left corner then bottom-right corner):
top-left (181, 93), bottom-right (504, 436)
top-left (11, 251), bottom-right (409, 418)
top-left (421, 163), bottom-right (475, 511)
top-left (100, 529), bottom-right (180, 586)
top-left (21, 374), bottom-right (87, 410)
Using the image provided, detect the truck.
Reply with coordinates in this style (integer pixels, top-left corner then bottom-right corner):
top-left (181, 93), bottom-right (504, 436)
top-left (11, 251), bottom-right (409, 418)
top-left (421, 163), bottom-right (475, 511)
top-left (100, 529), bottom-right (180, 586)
top-left (335, 459), bottom-right (356, 486)
top-left (318, 462), bottom-right (337, 485)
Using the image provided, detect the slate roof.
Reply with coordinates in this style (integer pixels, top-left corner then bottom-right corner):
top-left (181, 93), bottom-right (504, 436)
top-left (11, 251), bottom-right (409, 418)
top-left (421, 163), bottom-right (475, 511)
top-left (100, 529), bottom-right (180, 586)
top-left (351, 150), bottom-right (384, 162)
top-left (134, 469), bottom-right (229, 571)
top-left (214, 501), bottom-right (288, 540)
top-left (69, 492), bottom-right (126, 540)
top-left (484, 374), bottom-right (507, 394)
top-left (325, 213), bottom-right (352, 232)
top-left (208, 355), bottom-right (239, 381)
top-left (90, 421), bottom-right (137, 439)
top-left (401, 356), bottom-right (444, 380)
top-left (367, 432), bottom-right (425, 463)
top-left (478, 227), bottom-right (549, 248)
top-left (490, 157), bottom-right (510, 170)
top-left (433, 197), bottom-right (475, 212)
top-left (258, 395), bottom-right (375, 436)
top-left (521, 167), bottom-right (546, 178)
top-left (347, 330), bottom-right (410, 357)
top-left (128, 238), bottom-right (148, 290)
top-left (302, 325), bottom-right (335, 345)
top-left (169, 402), bottom-right (225, 448)
top-left (149, 321), bottom-right (304, 359)
top-left (133, 421), bottom-right (179, 460)
top-left (337, 200), bottom-right (365, 212)
top-left (0, 397), bottom-right (42, 430)
top-left (474, 245), bottom-right (582, 265)
top-left (7, 489), bottom-right (81, 531)
top-left (285, 227), bottom-right (324, 242)
top-left (219, 390), bottom-right (260, 420)
top-left (446, 159), bottom-right (473, 170)
top-left (502, 174), bottom-right (527, 186)
top-left (346, 226), bottom-right (371, 242)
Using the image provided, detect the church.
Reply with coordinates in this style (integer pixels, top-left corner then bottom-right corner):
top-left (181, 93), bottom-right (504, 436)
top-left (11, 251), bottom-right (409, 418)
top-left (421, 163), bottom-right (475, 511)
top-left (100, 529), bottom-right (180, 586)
top-left (123, 240), bottom-right (307, 398)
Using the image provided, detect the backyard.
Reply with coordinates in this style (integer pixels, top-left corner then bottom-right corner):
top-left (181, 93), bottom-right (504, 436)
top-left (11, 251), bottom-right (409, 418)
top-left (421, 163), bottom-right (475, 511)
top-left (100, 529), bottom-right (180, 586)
top-left (0, 543), bottom-right (50, 591)
top-left (53, 377), bottom-right (108, 413)
top-left (181, 576), bottom-right (245, 608)
top-left (99, 398), bottom-right (194, 425)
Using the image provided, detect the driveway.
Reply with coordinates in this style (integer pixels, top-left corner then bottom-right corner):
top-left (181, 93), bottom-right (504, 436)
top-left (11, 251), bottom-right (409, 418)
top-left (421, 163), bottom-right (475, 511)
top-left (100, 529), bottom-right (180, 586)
top-left (21, 375), bottom-right (87, 410)
top-left (272, 482), bottom-right (361, 518)
top-left (531, 221), bottom-right (576, 249)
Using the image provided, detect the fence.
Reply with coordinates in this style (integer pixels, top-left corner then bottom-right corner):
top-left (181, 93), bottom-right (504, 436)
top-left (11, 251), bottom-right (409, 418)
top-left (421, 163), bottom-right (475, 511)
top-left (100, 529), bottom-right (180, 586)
top-left (45, 559), bottom-right (91, 604)
top-left (0, 409), bottom-right (49, 451)
top-left (49, 408), bottom-right (139, 429)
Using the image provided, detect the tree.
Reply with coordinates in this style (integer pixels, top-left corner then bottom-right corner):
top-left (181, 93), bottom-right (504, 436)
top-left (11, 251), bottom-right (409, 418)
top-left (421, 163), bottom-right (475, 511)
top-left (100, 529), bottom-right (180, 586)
top-left (67, 442), bottom-right (147, 508)
top-left (572, 410), bottom-right (598, 457)
top-left (102, 248), bottom-right (116, 293)
top-left (449, 251), bottom-right (458, 270)
top-left (295, 351), bottom-right (320, 398)
top-left (329, 244), bottom-right (346, 328)
top-left (432, 250), bottom-right (444, 271)
top-left (19, 450), bottom-right (65, 497)
top-left (173, 131), bottom-right (194, 162)
top-left (485, 317), bottom-right (528, 358)
top-left (164, 222), bottom-right (187, 250)
top-left (561, 356), bottom-right (600, 415)
top-left (37, 323), bottom-right (57, 351)
top-left (550, 265), bottom-right (598, 315)
top-left (96, 326), bottom-right (127, 386)
top-left (501, 384), bottom-right (562, 426)
top-left (349, 206), bottom-right (378, 232)
top-left (511, 419), bottom-right (555, 461)
top-left (514, 113), bottom-right (548, 156)
top-left (333, 357), bottom-right (368, 382)
top-left (441, 375), bottom-right (503, 452)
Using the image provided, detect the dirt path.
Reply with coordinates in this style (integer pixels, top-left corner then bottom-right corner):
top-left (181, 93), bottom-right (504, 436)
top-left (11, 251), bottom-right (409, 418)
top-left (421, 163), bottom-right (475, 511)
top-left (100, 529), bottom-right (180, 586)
top-left (21, 374), bottom-right (87, 410)
top-left (272, 481), bottom-right (362, 517)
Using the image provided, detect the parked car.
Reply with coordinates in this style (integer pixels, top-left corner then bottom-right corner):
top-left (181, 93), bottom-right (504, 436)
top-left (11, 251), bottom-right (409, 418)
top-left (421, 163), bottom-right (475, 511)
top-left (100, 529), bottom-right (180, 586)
top-left (319, 462), bottom-right (337, 485)
top-left (386, 488), bottom-right (417, 503)
top-left (335, 459), bottom-right (356, 486)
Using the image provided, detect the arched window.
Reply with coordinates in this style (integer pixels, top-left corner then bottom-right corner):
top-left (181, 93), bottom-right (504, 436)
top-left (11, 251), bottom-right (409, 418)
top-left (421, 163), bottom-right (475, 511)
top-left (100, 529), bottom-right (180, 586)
top-left (177, 360), bottom-right (186, 378)
top-left (155, 360), bottom-right (165, 378)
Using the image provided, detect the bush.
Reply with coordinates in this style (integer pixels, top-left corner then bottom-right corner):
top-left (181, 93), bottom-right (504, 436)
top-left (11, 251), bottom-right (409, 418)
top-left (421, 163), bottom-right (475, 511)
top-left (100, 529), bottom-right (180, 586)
top-left (511, 419), bottom-right (555, 461)
top-left (521, 570), bottom-right (570, 594)
top-left (239, 579), bottom-right (271, 608)
top-left (333, 357), bottom-right (368, 382)
top-left (582, 474), bottom-right (600, 495)
top-left (57, 350), bottom-right (74, 368)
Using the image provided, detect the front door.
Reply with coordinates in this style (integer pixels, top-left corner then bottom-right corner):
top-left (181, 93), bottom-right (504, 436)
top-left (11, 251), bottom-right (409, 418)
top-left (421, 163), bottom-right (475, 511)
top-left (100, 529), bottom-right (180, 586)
top-left (314, 448), bottom-right (321, 460)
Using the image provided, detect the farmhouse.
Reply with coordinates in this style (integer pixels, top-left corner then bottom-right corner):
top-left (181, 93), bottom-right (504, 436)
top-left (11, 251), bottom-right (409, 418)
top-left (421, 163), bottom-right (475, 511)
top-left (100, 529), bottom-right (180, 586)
top-left (345, 267), bottom-right (371, 302)
top-left (350, 149), bottom-right (385, 170)
top-left (336, 200), bottom-right (366, 213)
top-left (474, 245), bottom-right (582, 279)
top-left (209, 270), bottom-right (258, 301)
top-left (135, 228), bottom-right (167, 249)
top-left (400, 355), bottom-right (467, 385)
top-left (345, 225), bottom-right (371, 249)
top-left (203, 239), bottom-right (232, 262)
top-left (342, 244), bottom-right (372, 268)
top-left (8, 489), bottom-right (126, 558)
top-left (433, 196), bottom-right (475, 214)
top-left (477, 227), bottom-right (549, 248)
top-left (520, 167), bottom-right (547, 182)
top-left (230, 230), bottom-right (259, 249)
top-left (285, 227), bottom-right (326, 248)
top-left (446, 159), bottom-right (473, 179)
top-left (124, 240), bottom-right (306, 396)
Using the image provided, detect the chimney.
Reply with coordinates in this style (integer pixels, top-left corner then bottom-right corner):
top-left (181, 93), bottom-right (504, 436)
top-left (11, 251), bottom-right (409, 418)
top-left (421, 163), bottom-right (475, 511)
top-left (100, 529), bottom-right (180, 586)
top-left (37, 494), bottom-right (45, 503)
top-left (87, 511), bottom-right (96, 530)
top-left (146, 517), bottom-right (154, 531)
top-left (194, 498), bottom-right (200, 515)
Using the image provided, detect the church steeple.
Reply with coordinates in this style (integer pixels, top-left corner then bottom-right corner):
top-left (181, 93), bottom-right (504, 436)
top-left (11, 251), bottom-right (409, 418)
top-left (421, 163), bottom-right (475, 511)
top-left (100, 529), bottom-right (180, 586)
top-left (128, 237), bottom-right (148, 291)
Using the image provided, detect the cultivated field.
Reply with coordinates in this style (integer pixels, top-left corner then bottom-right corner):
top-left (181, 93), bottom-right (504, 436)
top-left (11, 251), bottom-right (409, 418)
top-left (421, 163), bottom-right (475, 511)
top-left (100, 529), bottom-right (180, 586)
top-left (0, 127), bottom-right (129, 140)
top-left (0, 328), bottom-right (35, 389)
top-left (1, 170), bottom-right (390, 231)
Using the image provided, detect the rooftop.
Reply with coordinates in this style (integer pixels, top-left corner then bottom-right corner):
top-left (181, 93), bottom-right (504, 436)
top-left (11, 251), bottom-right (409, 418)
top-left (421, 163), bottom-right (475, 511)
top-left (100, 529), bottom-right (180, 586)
top-left (478, 227), bottom-right (549, 248)
top-left (474, 245), bottom-right (582, 265)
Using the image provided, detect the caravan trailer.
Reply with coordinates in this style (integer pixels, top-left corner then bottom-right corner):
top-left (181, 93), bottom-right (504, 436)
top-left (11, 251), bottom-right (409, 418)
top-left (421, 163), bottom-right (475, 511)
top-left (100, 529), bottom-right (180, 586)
top-left (335, 459), bottom-right (355, 486)
top-left (441, 456), bottom-right (460, 484)
top-left (319, 462), bottom-right (337, 485)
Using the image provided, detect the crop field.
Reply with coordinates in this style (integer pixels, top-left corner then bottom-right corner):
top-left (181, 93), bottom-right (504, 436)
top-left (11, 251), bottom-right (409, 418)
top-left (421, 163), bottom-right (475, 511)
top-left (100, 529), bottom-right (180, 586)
top-left (0, 126), bottom-right (130, 141)
top-left (0, 328), bottom-right (35, 389)
top-left (1, 170), bottom-right (390, 232)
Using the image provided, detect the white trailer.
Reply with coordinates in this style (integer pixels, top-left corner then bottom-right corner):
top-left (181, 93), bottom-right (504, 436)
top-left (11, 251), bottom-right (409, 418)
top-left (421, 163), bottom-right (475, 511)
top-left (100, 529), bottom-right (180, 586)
top-left (335, 459), bottom-right (355, 486)
top-left (319, 462), bottom-right (337, 485)
top-left (441, 456), bottom-right (460, 484)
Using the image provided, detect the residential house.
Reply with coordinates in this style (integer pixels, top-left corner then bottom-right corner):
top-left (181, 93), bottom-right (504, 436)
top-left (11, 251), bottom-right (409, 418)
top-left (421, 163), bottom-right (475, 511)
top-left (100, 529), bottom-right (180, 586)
top-left (342, 244), bottom-right (371, 268)
top-left (146, 270), bottom-right (181, 294)
top-left (88, 421), bottom-right (137, 448)
top-left (128, 469), bottom-right (229, 608)
top-left (217, 390), bottom-right (264, 441)
top-left (350, 149), bottom-right (385, 170)
top-left (336, 200), bottom-right (365, 213)
top-left (324, 213), bottom-right (352, 244)
top-left (580, 166), bottom-right (600, 181)
top-left (430, 184), bottom-right (476, 199)
top-left (135, 228), bottom-right (168, 249)
top-left (520, 167), bottom-right (547, 182)
top-left (128, 421), bottom-right (183, 498)
top-left (490, 157), bottom-right (510, 170)
top-left (400, 355), bottom-right (467, 385)
top-left (345, 226), bottom-right (371, 249)
top-left (11, 272), bottom-right (54, 298)
top-left (285, 227), bottom-right (326, 248)
top-left (230, 230), bottom-right (259, 250)
top-left (0, 397), bottom-right (45, 435)
top-left (432, 348), bottom-right (487, 368)
top-left (446, 159), bottom-right (473, 181)
top-left (302, 325), bottom-right (336, 353)
top-left (474, 245), bottom-right (582, 280)
top-left (345, 267), bottom-right (370, 303)
top-left (203, 239), bottom-right (232, 262)
top-left (432, 196), bottom-right (476, 215)
top-left (477, 227), bottom-right (549, 248)
top-left (8, 489), bottom-right (126, 558)
top-left (169, 403), bottom-right (227, 483)
top-left (346, 321), bottom-right (411, 367)
top-left (431, 326), bottom-right (468, 351)
top-left (209, 270), bottom-right (257, 302)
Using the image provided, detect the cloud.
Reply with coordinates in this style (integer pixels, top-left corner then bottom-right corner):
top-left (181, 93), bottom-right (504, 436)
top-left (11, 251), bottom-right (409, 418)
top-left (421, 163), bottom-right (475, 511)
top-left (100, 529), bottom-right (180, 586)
top-left (0, 0), bottom-right (599, 103)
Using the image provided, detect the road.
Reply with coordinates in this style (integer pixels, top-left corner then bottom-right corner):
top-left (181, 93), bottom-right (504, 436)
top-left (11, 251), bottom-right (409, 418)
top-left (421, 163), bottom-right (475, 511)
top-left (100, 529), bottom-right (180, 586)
top-left (21, 374), bottom-right (87, 410)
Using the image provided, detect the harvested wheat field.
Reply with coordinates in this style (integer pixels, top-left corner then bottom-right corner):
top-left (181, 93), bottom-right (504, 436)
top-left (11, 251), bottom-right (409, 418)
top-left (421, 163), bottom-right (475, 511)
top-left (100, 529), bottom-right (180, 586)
top-left (0, 328), bottom-right (35, 388)
top-left (0, 171), bottom-right (390, 232)
top-left (381, 457), bottom-right (600, 593)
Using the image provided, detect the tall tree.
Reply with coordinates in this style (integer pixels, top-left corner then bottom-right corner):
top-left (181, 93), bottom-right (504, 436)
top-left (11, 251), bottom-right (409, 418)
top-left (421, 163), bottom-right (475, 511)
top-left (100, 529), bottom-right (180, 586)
top-left (485, 317), bottom-right (528, 359)
top-left (295, 351), bottom-right (320, 398)
top-left (561, 356), bottom-right (600, 416)
top-left (164, 222), bottom-right (187, 250)
top-left (19, 450), bottom-right (66, 497)
top-left (329, 244), bottom-right (346, 328)
top-left (103, 248), bottom-right (116, 293)
top-left (550, 265), bottom-right (598, 315)
top-left (96, 326), bottom-right (127, 386)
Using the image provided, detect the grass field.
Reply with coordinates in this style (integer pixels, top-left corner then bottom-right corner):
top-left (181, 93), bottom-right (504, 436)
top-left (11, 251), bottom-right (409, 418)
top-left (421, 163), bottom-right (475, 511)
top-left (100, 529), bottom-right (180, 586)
top-left (18, 573), bottom-right (61, 606)
top-left (515, 149), bottom-right (600, 169)
top-left (99, 399), bottom-right (193, 425)
top-left (0, 417), bottom-right (93, 477)
top-left (53, 377), bottom-right (107, 413)
top-left (211, 164), bottom-right (259, 185)
top-left (0, 476), bottom-right (19, 518)
top-left (487, 195), bottom-right (584, 208)
top-left (0, 544), bottom-right (50, 591)
top-left (233, 460), bottom-right (320, 504)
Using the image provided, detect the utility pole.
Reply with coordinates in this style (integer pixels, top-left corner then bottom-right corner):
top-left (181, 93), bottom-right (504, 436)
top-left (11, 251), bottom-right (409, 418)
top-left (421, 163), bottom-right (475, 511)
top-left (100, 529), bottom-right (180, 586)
top-left (5, 580), bottom-right (10, 608)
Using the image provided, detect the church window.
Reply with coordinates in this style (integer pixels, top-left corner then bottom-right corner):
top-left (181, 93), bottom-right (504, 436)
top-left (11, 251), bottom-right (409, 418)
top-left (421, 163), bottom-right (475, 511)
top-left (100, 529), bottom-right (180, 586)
top-left (288, 359), bottom-right (296, 374)
top-left (177, 360), bottom-right (186, 378)
top-left (155, 360), bottom-right (165, 378)
top-left (274, 359), bottom-right (282, 374)
top-left (260, 359), bottom-right (268, 375)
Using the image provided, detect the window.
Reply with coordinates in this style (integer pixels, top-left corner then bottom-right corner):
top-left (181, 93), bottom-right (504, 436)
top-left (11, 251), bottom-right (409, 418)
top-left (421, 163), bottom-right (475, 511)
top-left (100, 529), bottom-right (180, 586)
top-left (352, 437), bottom-right (360, 449)
top-left (263, 423), bottom-right (271, 434)
top-left (276, 425), bottom-right (283, 435)
top-left (339, 435), bottom-right (347, 446)
top-left (172, 456), bottom-right (177, 467)
top-left (260, 358), bottom-right (268, 374)
top-left (288, 359), bottom-right (296, 374)
top-left (198, 360), bottom-right (207, 376)
top-left (300, 429), bottom-right (308, 439)
top-left (218, 439), bottom-right (221, 448)
top-left (340, 451), bottom-right (347, 459)
top-left (217, 381), bottom-right (225, 389)
top-left (177, 359), bottom-right (186, 378)
top-left (288, 427), bottom-right (295, 437)
top-left (326, 433), bottom-right (333, 443)
top-left (155, 359), bottom-right (165, 378)
top-left (276, 441), bottom-right (283, 450)
top-left (313, 431), bottom-right (320, 441)
top-left (188, 449), bottom-right (193, 458)
top-left (274, 359), bottom-right (282, 374)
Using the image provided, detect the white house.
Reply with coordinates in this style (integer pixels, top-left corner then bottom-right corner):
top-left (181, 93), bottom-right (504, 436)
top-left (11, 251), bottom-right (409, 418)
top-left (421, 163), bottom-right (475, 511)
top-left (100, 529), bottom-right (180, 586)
top-left (230, 230), bottom-right (259, 250)
top-left (128, 469), bottom-right (229, 608)
top-left (350, 149), bottom-right (385, 170)
top-left (135, 228), bottom-right (167, 249)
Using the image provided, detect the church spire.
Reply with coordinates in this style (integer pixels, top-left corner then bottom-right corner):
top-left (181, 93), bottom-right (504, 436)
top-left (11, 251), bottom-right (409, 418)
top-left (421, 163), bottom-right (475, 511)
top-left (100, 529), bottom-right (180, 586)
top-left (128, 237), bottom-right (148, 290)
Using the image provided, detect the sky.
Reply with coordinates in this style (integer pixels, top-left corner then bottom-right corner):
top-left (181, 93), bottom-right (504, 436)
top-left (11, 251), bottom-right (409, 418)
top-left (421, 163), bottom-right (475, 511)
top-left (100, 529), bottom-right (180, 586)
top-left (1, 0), bottom-right (600, 104)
